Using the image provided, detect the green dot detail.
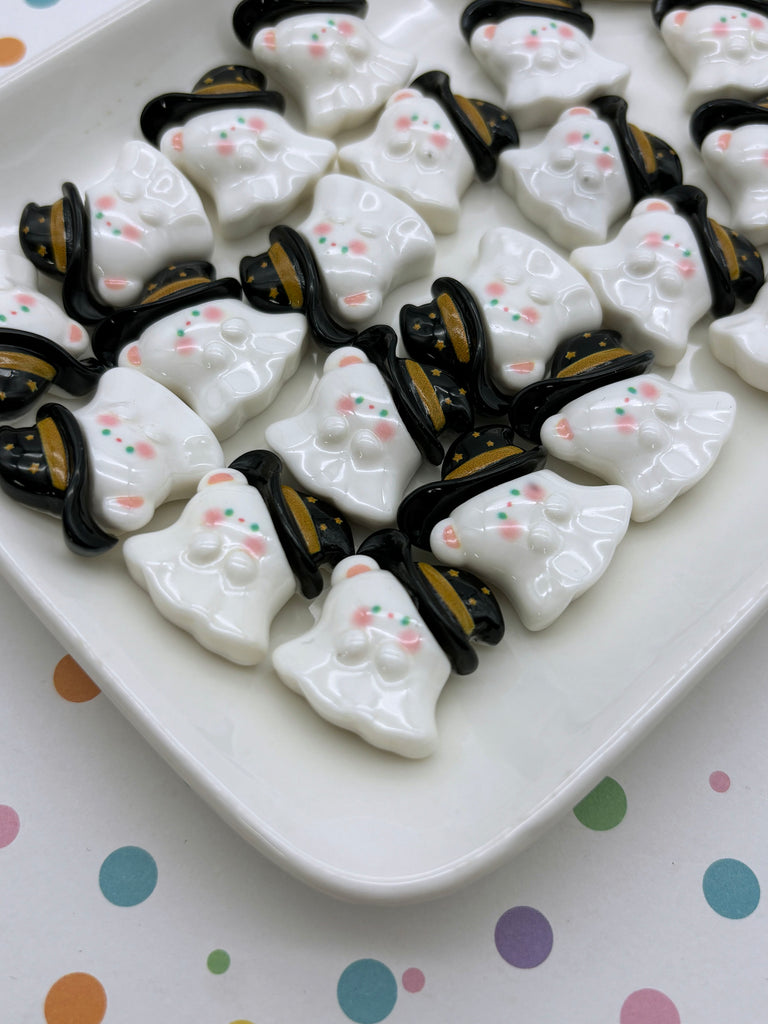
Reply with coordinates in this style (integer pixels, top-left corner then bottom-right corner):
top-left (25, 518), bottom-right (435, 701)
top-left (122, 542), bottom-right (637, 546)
top-left (341, 246), bottom-right (349, 254)
top-left (20, 305), bottom-right (29, 312)
top-left (510, 488), bottom-right (520, 495)
top-left (250, 523), bottom-right (259, 531)
top-left (192, 310), bottom-right (200, 316)
top-left (225, 509), bottom-right (234, 517)
top-left (318, 236), bottom-right (327, 245)
top-left (512, 313), bottom-right (521, 321)
top-left (663, 234), bottom-right (671, 240)
top-left (379, 408), bottom-right (388, 417)
top-left (176, 329), bottom-right (185, 337)
top-left (489, 298), bottom-right (499, 306)
top-left (125, 446), bottom-right (135, 454)
top-left (400, 616), bottom-right (410, 626)
top-left (372, 605), bottom-right (381, 614)
top-left (238, 117), bottom-right (246, 124)
top-left (497, 512), bottom-right (508, 520)
top-left (411, 113), bottom-right (418, 121)
top-left (355, 396), bottom-right (364, 404)
top-left (615, 407), bottom-right (625, 415)
top-left (102, 428), bottom-right (111, 436)
top-left (207, 949), bottom-right (231, 975)
top-left (627, 386), bottom-right (637, 393)
top-left (0, 315), bottom-right (6, 322)
top-left (95, 211), bottom-right (104, 219)
top-left (112, 229), bottom-right (121, 236)
top-left (573, 776), bottom-right (627, 831)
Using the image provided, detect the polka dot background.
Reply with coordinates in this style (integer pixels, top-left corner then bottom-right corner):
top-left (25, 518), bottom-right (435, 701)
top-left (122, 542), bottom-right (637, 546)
top-left (0, 2), bottom-right (766, 1022)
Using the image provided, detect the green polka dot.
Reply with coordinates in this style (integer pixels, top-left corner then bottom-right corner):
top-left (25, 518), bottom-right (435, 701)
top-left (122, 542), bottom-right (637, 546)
top-left (379, 409), bottom-right (388, 417)
top-left (400, 616), bottom-right (410, 626)
top-left (573, 777), bottom-right (627, 831)
top-left (250, 523), bottom-right (259, 531)
top-left (510, 488), bottom-right (520, 495)
top-left (125, 445), bottom-right (134, 454)
top-left (112, 229), bottom-right (121, 236)
top-left (225, 508), bottom-right (234, 517)
top-left (615, 407), bottom-right (625, 415)
top-left (341, 246), bottom-right (349, 254)
top-left (177, 329), bottom-right (184, 337)
top-left (355, 396), bottom-right (364, 404)
top-left (497, 511), bottom-right (508, 519)
top-left (207, 949), bottom-right (231, 974)
top-left (220, 131), bottom-right (228, 138)
top-left (20, 305), bottom-right (29, 312)
top-left (489, 298), bottom-right (499, 306)
top-left (627, 386), bottom-right (637, 393)
top-left (0, 315), bottom-right (6, 322)
top-left (192, 309), bottom-right (200, 316)
top-left (237, 117), bottom-right (245, 124)
top-left (95, 211), bottom-right (104, 219)
top-left (101, 428), bottom-right (111, 436)
top-left (411, 113), bottom-right (418, 121)
top-left (372, 605), bottom-right (381, 613)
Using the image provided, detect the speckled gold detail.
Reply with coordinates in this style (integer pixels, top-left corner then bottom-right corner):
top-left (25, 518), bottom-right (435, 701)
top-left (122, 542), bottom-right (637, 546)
top-left (557, 348), bottom-right (630, 377)
top-left (456, 95), bottom-right (491, 144)
top-left (711, 220), bottom-right (739, 280)
top-left (418, 562), bottom-right (473, 635)
top-left (141, 277), bottom-right (209, 304)
top-left (405, 360), bottom-right (445, 431)
top-left (38, 416), bottom-right (68, 491)
top-left (444, 445), bottom-right (523, 480)
top-left (50, 200), bottom-right (67, 274)
top-left (0, 352), bottom-right (55, 380)
top-left (282, 485), bottom-right (320, 554)
top-left (271, 243), bottom-right (304, 308)
top-left (629, 124), bottom-right (656, 174)
top-left (436, 293), bottom-right (470, 363)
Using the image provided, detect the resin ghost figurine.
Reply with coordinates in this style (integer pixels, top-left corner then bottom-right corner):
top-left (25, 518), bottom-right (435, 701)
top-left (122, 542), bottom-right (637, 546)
top-left (570, 185), bottom-right (764, 365)
top-left (709, 277), bottom-right (768, 390)
top-left (19, 141), bottom-right (213, 324)
top-left (123, 452), bottom-right (354, 665)
top-left (0, 251), bottom-right (103, 415)
top-left (500, 96), bottom-right (683, 250)
top-left (653, 0), bottom-right (768, 111)
top-left (399, 426), bottom-right (633, 631)
top-left (691, 95), bottom-right (768, 244)
top-left (0, 367), bottom-right (224, 554)
top-left (399, 226), bottom-right (602, 409)
top-left (338, 69), bottom-right (518, 234)
top-left (232, 0), bottom-right (416, 136)
top-left (90, 263), bottom-right (307, 440)
top-left (460, 0), bottom-right (630, 130)
top-left (271, 529), bottom-right (505, 758)
top-left (140, 65), bottom-right (337, 240)
top-left (265, 335), bottom-right (472, 527)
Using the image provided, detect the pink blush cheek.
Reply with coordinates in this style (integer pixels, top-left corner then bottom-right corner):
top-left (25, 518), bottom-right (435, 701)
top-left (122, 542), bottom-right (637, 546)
top-left (243, 535), bottom-right (267, 557)
top-left (352, 606), bottom-right (373, 627)
top-left (203, 306), bottom-right (224, 322)
top-left (678, 258), bottom-right (696, 278)
top-left (336, 394), bottom-right (355, 415)
top-left (639, 380), bottom-right (660, 400)
top-left (374, 419), bottom-right (397, 442)
top-left (97, 412), bottom-right (121, 428)
top-left (430, 132), bottom-right (449, 149)
top-left (68, 324), bottom-right (84, 343)
top-left (95, 195), bottom-right (115, 211)
top-left (134, 441), bottom-right (156, 459)
top-left (398, 627), bottom-right (421, 652)
top-left (524, 35), bottom-right (540, 49)
top-left (217, 139), bottom-right (235, 157)
top-left (347, 239), bottom-right (368, 255)
top-left (617, 414), bottom-right (638, 434)
top-left (125, 344), bottom-right (142, 367)
top-left (499, 519), bottom-right (522, 542)
top-left (441, 524), bottom-right (460, 549)
top-left (749, 15), bottom-right (764, 28)
top-left (558, 24), bottom-right (574, 38)
top-left (337, 20), bottom-right (355, 36)
top-left (520, 307), bottom-right (540, 324)
top-left (248, 116), bottom-right (267, 132)
top-left (565, 130), bottom-right (583, 145)
top-left (309, 42), bottom-right (326, 58)
top-left (175, 336), bottom-right (197, 356)
top-left (597, 153), bottom-right (614, 171)
top-left (485, 281), bottom-right (505, 298)
top-left (203, 508), bottom-right (224, 527)
top-left (313, 221), bottom-right (333, 236)
top-left (121, 224), bottom-right (143, 242)
top-left (524, 482), bottom-right (545, 501)
top-left (395, 115), bottom-right (412, 131)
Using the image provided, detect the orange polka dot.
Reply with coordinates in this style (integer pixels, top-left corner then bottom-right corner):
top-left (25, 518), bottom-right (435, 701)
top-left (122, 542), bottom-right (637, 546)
top-left (0, 38), bottom-right (26, 67)
top-left (53, 655), bottom-right (101, 703)
top-left (44, 973), bottom-right (107, 1024)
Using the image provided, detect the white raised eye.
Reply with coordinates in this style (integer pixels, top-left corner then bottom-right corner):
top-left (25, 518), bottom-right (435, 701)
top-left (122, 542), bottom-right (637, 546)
top-left (328, 46), bottom-right (350, 76)
top-left (654, 394), bottom-right (682, 423)
top-left (137, 200), bottom-right (167, 227)
top-left (357, 221), bottom-right (383, 239)
top-left (560, 39), bottom-right (584, 60)
top-left (204, 340), bottom-right (230, 369)
top-left (528, 520), bottom-right (559, 555)
top-left (142, 423), bottom-right (169, 444)
top-left (220, 317), bottom-right (250, 343)
top-left (385, 133), bottom-right (413, 158)
top-left (550, 147), bottom-right (576, 172)
top-left (416, 141), bottom-right (442, 166)
top-left (236, 142), bottom-right (261, 171)
top-left (625, 248), bottom-right (658, 277)
top-left (656, 268), bottom-right (684, 299)
top-left (224, 547), bottom-right (261, 585)
top-left (544, 493), bottom-right (573, 523)
top-left (114, 177), bottom-right (141, 202)
top-left (375, 641), bottom-right (409, 684)
top-left (337, 628), bottom-right (369, 666)
top-left (319, 415), bottom-right (349, 445)
top-left (724, 32), bottom-right (750, 57)
top-left (351, 428), bottom-right (383, 462)
top-left (527, 282), bottom-right (555, 305)
top-left (576, 164), bottom-right (603, 193)
top-left (532, 47), bottom-right (559, 70)
top-left (257, 130), bottom-right (281, 156)
top-left (187, 528), bottom-right (223, 565)
top-left (753, 30), bottom-right (768, 51)
top-left (501, 266), bottom-right (522, 286)
top-left (638, 418), bottom-right (667, 450)
top-left (345, 34), bottom-right (369, 57)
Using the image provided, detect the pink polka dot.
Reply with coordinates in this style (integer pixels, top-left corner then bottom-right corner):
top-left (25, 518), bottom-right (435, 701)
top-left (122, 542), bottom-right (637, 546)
top-left (0, 805), bottom-right (20, 848)
top-left (710, 770), bottom-right (730, 792)
top-left (402, 968), bottom-right (425, 993)
top-left (620, 988), bottom-right (680, 1024)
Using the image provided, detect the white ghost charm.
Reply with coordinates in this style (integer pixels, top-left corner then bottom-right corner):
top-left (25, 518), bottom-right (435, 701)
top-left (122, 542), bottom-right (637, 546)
top-left (709, 278), bottom-right (768, 390)
top-left (460, 0), bottom-right (630, 130)
top-left (234, 2), bottom-right (416, 136)
top-left (0, 251), bottom-right (88, 357)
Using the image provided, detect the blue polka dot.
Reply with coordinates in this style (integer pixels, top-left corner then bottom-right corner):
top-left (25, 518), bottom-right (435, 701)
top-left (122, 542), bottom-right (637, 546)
top-left (337, 959), bottom-right (397, 1023)
top-left (703, 858), bottom-right (760, 919)
top-left (25, 0), bottom-right (62, 8)
top-left (99, 846), bottom-right (158, 907)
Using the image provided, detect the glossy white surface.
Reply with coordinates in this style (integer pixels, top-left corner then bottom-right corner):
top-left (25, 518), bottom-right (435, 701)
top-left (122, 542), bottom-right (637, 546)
top-left (124, 467), bottom-right (296, 665)
top-left (540, 373), bottom-right (737, 522)
top-left (709, 277), bottom-right (768, 390)
top-left (273, 554), bottom-right (452, 759)
top-left (659, 2), bottom-right (768, 110)
top-left (570, 195), bottom-right (714, 365)
top-left (85, 140), bottom-right (213, 306)
top-left (160, 106), bottom-right (336, 239)
top-left (248, 11), bottom-right (416, 136)
top-left (699, 119), bottom-right (768, 244)
top-left (466, 13), bottom-right (629, 129)
top-left (117, 296), bottom-right (307, 440)
top-left (0, 0), bottom-right (767, 903)
top-left (0, 250), bottom-right (87, 356)
top-left (429, 470), bottom-right (632, 631)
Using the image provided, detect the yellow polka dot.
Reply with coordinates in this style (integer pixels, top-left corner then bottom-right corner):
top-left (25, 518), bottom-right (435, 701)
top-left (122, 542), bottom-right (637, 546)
top-left (53, 655), bottom-right (101, 703)
top-left (0, 38), bottom-right (26, 67)
top-left (44, 973), bottom-right (106, 1024)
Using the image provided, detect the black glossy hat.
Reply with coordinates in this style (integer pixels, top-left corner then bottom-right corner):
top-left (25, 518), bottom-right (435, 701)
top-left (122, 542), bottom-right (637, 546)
top-left (357, 528), bottom-right (505, 674)
top-left (410, 69), bottom-right (518, 180)
top-left (590, 94), bottom-right (683, 201)
top-left (461, 0), bottom-right (594, 41)
top-left (141, 65), bottom-right (286, 147)
top-left (507, 329), bottom-right (654, 444)
top-left (234, 0), bottom-right (368, 47)
top-left (690, 95), bottom-right (768, 148)
top-left (397, 423), bottom-right (546, 548)
top-left (399, 276), bottom-right (513, 417)
top-left (653, 0), bottom-right (768, 26)
top-left (0, 328), bottom-right (103, 416)
top-left (229, 448), bottom-right (354, 598)
top-left (356, 325), bottom-right (474, 465)
top-left (91, 261), bottom-right (242, 366)
top-left (19, 182), bottom-right (112, 326)
top-left (0, 401), bottom-right (116, 555)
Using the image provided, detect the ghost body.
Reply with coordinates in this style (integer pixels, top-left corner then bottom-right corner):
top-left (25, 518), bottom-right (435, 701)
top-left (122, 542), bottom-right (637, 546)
top-left (272, 554), bottom-right (451, 758)
top-left (84, 141), bottom-right (213, 308)
top-left (117, 296), bottom-right (307, 439)
top-left (338, 87), bottom-right (476, 234)
top-left (297, 173), bottom-right (435, 323)
top-left (500, 106), bottom-right (634, 249)
top-left (709, 278), bottom-right (768, 390)
top-left (539, 373), bottom-right (736, 520)
top-left (74, 367), bottom-right (223, 534)
top-left (466, 14), bottom-right (629, 129)
top-left (698, 120), bottom-right (768, 243)
top-left (0, 251), bottom-right (88, 358)
top-left (659, 3), bottom-right (768, 110)
top-left (124, 468), bottom-right (296, 665)
top-left (158, 107), bottom-right (336, 239)
top-left (464, 227), bottom-right (602, 392)
top-left (248, 12), bottom-right (416, 136)
top-left (570, 197), bottom-right (712, 365)
top-left (265, 348), bottom-right (422, 527)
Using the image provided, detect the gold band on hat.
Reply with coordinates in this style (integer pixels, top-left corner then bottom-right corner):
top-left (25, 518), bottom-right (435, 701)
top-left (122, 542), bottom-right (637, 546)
top-left (556, 347), bottom-right (631, 378)
top-left (436, 292), bottom-right (470, 363)
top-left (456, 95), bottom-right (492, 145)
top-left (0, 352), bottom-right (56, 380)
top-left (629, 124), bottom-right (657, 174)
top-left (142, 276), bottom-right (210, 304)
top-left (418, 562), bottom-right (474, 635)
top-left (405, 360), bottom-right (445, 431)
top-left (270, 243), bottom-right (304, 308)
top-left (444, 444), bottom-right (524, 480)
top-left (50, 200), bottom-right (68, 274)
top-left (38, 416), bottom-right (69, 491)
top-left (282, 485), bottom-right (320, 554)
top-left (711, 220), bottom-right (739, 280)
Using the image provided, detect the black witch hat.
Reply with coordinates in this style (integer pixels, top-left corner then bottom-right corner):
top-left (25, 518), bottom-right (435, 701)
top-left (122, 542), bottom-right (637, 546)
top-left (690, 94), bottom-right (768, 148)
top-left (461, 0), bottom-right (594, 41)
top-left (397, 423), bottom-right (546, 549)
top-left (652, 0), bottom-right (768, 26)
top-left (0, 328), bottom-right (103, 416)
top-left (233, 0), bottom-right (368, 48)
top-left (229, 448), bottom-right (354, 598)
top-left (356, 528), bottom-right (505, 674)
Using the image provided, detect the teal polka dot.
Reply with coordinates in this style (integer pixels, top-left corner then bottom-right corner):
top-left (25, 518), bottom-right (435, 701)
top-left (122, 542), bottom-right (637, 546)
top-left (207, 949), bottom-right (231, 974)
top-left (337, 959), bottom-right (397, 1023)
top-left (26, 0), bottom-right (62, 7)
top-left (703, 859), bottom-right (760, 919)
top-left (99, 846), bottom-right (157, 907)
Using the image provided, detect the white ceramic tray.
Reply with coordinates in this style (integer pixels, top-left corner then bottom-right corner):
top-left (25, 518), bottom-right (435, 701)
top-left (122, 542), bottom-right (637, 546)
top-left (1, 0), bottom-right (766, 903)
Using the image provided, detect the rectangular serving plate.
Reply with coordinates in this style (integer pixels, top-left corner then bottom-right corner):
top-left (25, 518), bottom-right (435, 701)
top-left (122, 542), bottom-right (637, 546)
top-left (0, 0), bottom-right (766, 903)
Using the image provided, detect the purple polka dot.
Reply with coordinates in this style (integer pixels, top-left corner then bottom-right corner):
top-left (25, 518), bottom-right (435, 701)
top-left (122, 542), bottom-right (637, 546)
top-left (0, 805), bottom-right (20, 848)
top-left (620, 988), bottom-right (680, 1024)
top-left (494, 906), bottom-right (553, 968)
top-left (709, 770), bottom-right (730, 792)
top-left (402, 968), bottom-right (424, 993)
